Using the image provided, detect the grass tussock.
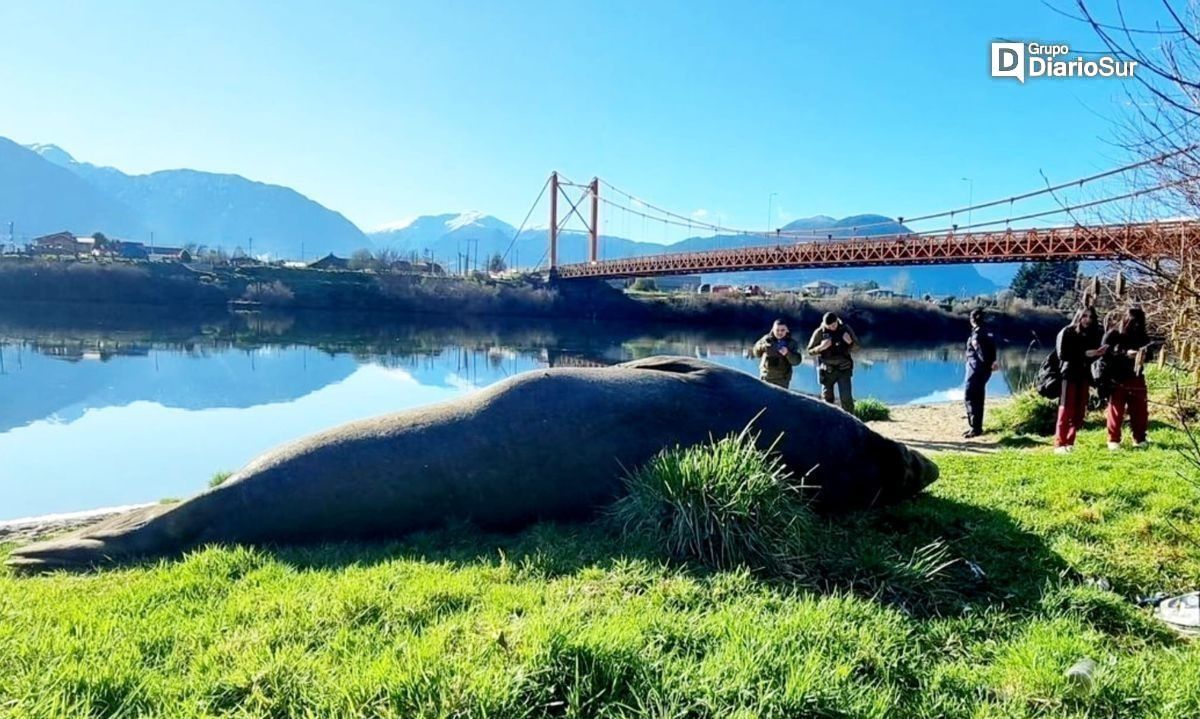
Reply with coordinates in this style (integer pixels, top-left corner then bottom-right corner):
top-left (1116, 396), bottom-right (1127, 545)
top-left (609, 425), bottom-right (815, 574)
top-left (990, 389), bottom-right (1060, 436)
top-left (2, 426), bottom-right (1199, 717)
top-left (208, 471), bottom-right (233, 488)
top-left (853, 397), bottom-right (891, 422)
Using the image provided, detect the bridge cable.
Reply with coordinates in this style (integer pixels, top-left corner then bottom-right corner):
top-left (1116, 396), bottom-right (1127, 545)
top-left (590, 175), bottom-right (1198, 249)
top-left (596, 143), bottom-right (1198, 240)
top-left (498, 174), bottom-right (551, 268)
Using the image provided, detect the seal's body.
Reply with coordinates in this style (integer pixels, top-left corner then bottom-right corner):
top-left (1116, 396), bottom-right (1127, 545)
top-left (7, 356), bottom-right (937, 570)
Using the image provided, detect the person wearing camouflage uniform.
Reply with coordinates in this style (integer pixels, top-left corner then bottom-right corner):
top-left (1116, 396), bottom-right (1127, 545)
top-left (752, 319), bottom-right (802, 389)
top-left (807, 312), bottom-right (858, 412)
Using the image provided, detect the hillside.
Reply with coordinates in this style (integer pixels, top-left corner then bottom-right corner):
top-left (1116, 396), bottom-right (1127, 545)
top-left (0, 139), bottom-right (145, 240)
top-left (18, 142), bottom-right (369, 259)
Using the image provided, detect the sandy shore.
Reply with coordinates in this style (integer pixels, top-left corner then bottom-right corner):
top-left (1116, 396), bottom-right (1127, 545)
top-left (869, 399), bottom-right (1014, 456)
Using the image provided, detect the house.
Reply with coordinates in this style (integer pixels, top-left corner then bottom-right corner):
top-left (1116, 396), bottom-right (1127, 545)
top-left (864, 288), bottom-right (895, 299)
top-left (801, 280), bottom-right (838, 297)
top-left (308, 253), bottom-right (350, 270)
top-left (147, 246), bottom-right (187, 262)
top-left (112, 241), bottom-right (148, 260)
top-left (32, 231), bottom-right (80, 255)
top-left (412, 261), bottom-right (445, 275)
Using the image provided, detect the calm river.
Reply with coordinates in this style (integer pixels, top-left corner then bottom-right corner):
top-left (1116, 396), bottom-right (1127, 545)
top-left (0, 311), bottom-right (1038, 520)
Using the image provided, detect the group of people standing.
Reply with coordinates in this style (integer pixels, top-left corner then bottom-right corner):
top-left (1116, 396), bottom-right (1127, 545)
top-left (1052, 306), bottom-right (1152, 453)
top-left (752, 312), bottom-right (857, 411)
top-left (751, 305), bottom-right (1154, 452)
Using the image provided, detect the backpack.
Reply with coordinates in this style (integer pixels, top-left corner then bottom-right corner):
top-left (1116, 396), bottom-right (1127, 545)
top-left (1035, 351), bottom-right (1062, 399)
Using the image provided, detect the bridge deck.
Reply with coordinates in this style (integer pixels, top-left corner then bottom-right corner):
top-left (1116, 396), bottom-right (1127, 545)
top-left (555, 221), bottom-right (1199, 279)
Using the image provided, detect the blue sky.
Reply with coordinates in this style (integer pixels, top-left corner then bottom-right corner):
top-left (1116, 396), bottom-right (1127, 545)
top-left (0, 1), bottom-right (1164, 240)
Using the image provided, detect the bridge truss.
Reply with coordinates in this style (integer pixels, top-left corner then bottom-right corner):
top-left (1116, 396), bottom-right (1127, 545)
top-left (554, 221), bottom-right (1200, 279)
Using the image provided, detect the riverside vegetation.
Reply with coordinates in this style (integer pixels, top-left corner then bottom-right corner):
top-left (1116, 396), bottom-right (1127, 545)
top-left (0, 259), bottom-right (1065, 343)
top-left (2, 394), bottom-right (1199, 716)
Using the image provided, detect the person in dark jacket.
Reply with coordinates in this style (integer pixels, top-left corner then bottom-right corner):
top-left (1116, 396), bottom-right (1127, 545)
top-left (1101, 307), bottom-right (1152, 450)
top-left (807, 312), bottom-right (858, 412)
top-left (752, 319), bottom-right (802, 388)
top-left (1054, 307), bottom-right (1108, 453)
top-left (963, 308), bottom-right (999, 438)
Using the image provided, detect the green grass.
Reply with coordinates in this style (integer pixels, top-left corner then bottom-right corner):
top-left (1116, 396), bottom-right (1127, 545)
top-left (2, 427), bottom-right (1200, 717)
top-left (208, 471), bottom-right (233, 488)
top-left (852, 397), bottom-right (891, 422)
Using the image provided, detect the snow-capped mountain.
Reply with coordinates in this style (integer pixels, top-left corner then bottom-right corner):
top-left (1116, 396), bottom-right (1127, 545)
top-left (19, 141), bottom-right (368, 258)
top-left (0, 138), bottom-right (146, 239)
top-left (370, 212), bottom-right (517, 255)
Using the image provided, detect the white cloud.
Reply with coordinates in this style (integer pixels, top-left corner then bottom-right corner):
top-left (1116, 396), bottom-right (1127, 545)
top-left (691, 208), bottom-right (709, 219)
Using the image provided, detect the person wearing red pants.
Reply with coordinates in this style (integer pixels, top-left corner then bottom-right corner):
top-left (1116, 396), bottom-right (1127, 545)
top-left (1101, 307), bottom-right (1152, 450)
top-left (1054, 307), bottom-right (1106, 453)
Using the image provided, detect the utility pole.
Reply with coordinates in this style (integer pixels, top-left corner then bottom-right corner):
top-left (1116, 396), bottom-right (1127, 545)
top-left (767, 192), bottom-right (779, 233)
top-left (248, 236), bottom-right (254, 258)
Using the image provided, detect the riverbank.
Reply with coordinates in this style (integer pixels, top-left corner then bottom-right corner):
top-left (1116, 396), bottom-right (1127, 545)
top-left (0, 259), bottom-right (1066, 344)
top-left (2, 418), bottom-right (1197, 717)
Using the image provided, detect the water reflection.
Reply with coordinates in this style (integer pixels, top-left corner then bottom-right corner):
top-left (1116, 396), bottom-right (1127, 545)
top-left (0, 309), bottom-right (1036, 519)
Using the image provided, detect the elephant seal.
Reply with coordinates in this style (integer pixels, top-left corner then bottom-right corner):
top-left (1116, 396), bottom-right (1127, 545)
top-left (7, 356), bottom-right (936, 571)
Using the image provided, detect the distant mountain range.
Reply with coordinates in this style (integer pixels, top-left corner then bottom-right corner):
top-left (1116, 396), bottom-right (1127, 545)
top-left (3, 138), bottom-right (367, 258)
top-left (2, 136), bottom-right (1007, 294)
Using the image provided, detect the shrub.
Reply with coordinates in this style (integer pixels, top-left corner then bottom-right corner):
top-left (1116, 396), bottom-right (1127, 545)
top-left (609, 423), bottom-right (815, 574)
top-left (208, 471), bottom-right (233, 488)
top-left (629, 278), bottom-right (658, 292)
top-left (853, 397), bottom-right (890, 422)
top-left (242, 280), bottom-right (295, 307)
top-left (990, 390), bottom-right (1059, 436)
top-left (1145, 363), bottom-right (1199, 422)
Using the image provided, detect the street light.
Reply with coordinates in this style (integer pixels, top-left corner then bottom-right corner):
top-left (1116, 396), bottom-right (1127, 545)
top-left (961, 178), bottom-right (974, 230)
top-left (767, 192), bottom-right (779, 232)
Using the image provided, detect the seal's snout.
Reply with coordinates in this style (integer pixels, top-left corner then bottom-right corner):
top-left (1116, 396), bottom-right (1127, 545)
top-left (885, 443), bottom-right (939, 504)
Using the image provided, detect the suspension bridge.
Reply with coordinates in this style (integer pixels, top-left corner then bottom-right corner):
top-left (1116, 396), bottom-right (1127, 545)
top-left (501, 148), bottom-right (1200, 281)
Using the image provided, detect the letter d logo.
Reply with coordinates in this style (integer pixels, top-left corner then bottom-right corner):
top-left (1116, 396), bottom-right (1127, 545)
top-left (991, 42), bottom-right (1025, 83)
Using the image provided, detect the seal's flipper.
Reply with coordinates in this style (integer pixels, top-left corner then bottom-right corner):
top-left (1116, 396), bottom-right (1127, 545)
top-left (7, 503), bottom-right (181, 573)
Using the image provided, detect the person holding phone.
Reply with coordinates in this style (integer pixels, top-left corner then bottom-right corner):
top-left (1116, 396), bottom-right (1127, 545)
top-left (1054, 307), bottom-right (1107, 453)
top-left (807, 312), bottom-right (858, 412)
top-left (1101, 307), bottom-right (1153, 450)
top-left (752, 318), bottom-right (802, 389)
